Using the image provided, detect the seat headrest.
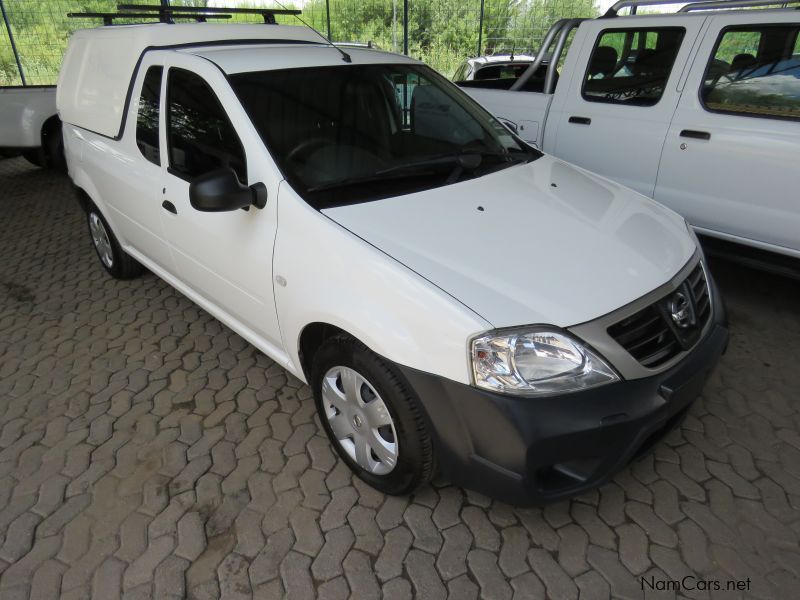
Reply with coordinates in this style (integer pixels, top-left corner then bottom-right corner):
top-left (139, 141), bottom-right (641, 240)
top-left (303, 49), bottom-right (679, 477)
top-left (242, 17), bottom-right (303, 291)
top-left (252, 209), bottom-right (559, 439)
top-left (731, 53), bottom-right (756, 73)
top-left (590, 46), bottom-right (618, 77)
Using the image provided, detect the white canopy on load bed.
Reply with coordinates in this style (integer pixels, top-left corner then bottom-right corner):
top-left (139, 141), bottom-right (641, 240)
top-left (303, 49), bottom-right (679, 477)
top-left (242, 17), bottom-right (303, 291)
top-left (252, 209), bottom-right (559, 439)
top-left (57, 23), bottom-right (323, 138)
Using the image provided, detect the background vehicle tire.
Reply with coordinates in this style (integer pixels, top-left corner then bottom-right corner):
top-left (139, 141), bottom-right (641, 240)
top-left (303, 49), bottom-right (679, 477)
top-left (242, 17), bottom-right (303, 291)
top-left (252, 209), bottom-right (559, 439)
top-left (86, 204), bottom-right (143, 279)
top-left (22, 149), bottom-right (44, 167)
top-left (44, 121), bottom-right (66, 172)
top-left (311, 334), bottom-right (435, 495)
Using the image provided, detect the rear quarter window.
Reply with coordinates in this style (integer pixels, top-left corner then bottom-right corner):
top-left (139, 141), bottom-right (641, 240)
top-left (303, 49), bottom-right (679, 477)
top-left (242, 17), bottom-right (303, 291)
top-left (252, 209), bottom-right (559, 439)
top-left (701, 24), bottom-right (800, 121)
top-left (136, 66), bottom-right (163, 166)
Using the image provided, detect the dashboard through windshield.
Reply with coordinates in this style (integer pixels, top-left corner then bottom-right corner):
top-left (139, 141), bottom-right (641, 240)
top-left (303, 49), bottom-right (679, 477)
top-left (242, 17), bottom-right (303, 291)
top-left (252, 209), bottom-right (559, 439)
top-left (230, 63), bottom-right (541, 208)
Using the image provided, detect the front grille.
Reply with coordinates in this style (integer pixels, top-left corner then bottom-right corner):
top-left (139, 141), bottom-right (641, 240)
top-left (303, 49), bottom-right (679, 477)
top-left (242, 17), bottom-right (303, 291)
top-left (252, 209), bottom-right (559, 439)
top-left (687, 263), bottom-right (712, 325)
top-left (608, 264), bottom-right (711, 369)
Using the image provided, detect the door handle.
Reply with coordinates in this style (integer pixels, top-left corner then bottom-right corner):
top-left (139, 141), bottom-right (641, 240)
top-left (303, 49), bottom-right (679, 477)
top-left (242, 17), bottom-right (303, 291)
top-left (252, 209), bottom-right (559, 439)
top-left (680, 129), bottom-right (711, 140)
top-left (162, 200), bottom-right (177, 214)
top-left (568, 116), bottom-right (591, 125)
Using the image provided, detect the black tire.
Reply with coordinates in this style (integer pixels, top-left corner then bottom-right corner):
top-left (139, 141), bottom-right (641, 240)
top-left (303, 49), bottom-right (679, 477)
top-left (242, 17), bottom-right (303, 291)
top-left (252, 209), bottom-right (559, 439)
top-left (44, 122), bottom-right (66, 172)
top-left (311, 334), bottom-right (435, 495)
top-left (86, 203), bottom-right (144, 280)
top-left (22, 149), bottom-right (44, 167)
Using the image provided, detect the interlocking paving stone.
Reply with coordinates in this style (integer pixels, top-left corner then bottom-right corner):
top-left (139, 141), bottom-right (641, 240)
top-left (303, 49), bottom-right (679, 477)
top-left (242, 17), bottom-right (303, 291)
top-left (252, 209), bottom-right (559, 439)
top-left (405, 548), bottom-right (446, 599)
top-left (1, 157), bottom-right (799, 598)
top-left (280, 550), bottom-right (315, 599)
top-left (527, 547), bottom-right (579, 600)
top-left (310, 525), bottom-right (353, 582)
top-left (436, 523), bottom-right (472, 581)
top-left (381, 576), bottom-right (413, 600)
top-left (616, 523), bottom-right (651, 575)
top-left (468, 548), bottom-right (513, 600)
top-left (556, 523), bottom-right (590, 578)
top-left (375, 525), bottom-right (412, 583)
top-left (342, 549), bottom-right (381, 600)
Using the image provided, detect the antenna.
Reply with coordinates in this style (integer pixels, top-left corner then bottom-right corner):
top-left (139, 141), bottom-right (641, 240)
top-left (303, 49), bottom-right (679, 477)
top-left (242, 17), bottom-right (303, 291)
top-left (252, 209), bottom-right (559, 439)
top-left (270, 0), bottom-right (352, 63)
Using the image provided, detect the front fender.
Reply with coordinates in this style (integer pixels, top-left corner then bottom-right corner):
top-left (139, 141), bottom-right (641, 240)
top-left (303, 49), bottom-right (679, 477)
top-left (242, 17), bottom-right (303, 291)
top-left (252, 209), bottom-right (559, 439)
top-left (274, 184), bottom-right (491, 386)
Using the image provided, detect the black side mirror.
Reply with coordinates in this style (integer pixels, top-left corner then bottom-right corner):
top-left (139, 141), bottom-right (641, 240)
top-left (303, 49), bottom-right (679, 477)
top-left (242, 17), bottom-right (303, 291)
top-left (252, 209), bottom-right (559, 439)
top-left (189, 167), bottom-right (268, 212)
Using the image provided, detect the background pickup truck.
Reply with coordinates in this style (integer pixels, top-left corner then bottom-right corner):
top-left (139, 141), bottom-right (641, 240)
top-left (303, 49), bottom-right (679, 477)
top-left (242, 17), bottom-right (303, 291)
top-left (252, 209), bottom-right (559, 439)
top-left (458, 5), bottom-right (800, 260)
top-left (0, 86), bottom-right (63, 168)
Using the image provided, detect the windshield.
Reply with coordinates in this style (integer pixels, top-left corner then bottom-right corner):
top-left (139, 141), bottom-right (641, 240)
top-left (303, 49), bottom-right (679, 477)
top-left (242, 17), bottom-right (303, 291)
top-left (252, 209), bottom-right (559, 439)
top-left (230, 63), bottom-right (541, 208)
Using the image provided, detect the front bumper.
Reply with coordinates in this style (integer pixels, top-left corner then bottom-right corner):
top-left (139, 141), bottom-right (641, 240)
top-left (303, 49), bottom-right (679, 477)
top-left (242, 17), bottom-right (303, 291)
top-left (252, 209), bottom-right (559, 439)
top-left (398, 277), bottom-right (729, 505)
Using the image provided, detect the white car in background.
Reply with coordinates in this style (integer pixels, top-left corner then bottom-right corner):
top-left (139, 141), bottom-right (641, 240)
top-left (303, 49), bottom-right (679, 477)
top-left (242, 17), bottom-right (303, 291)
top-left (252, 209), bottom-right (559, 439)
top-left (58, 20), bottom-right (728, 504)
top-left (459, 1), bottom-right (800, 262)
top-left (0, 86), bottom-right (63, 168)
top-left (452, 53), bottom-right (536, 82)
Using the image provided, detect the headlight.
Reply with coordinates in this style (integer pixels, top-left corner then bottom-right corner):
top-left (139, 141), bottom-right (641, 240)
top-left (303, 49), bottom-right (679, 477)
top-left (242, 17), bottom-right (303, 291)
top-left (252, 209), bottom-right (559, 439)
top-left (470, 328), bottom-right (619, 396)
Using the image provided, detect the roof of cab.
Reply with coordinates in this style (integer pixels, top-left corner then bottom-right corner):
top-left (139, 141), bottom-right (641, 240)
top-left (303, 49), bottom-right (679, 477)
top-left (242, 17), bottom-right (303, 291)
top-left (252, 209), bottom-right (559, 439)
top-left (57, 23), bottom-right (326, 138)
top-left (185, 44), bottom-right (417, 74)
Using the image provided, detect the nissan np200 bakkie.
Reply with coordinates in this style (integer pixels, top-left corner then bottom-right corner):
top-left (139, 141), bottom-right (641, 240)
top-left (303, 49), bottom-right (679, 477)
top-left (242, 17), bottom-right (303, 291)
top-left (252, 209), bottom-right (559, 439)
top-left (58, 19), bottom-right (728, 504)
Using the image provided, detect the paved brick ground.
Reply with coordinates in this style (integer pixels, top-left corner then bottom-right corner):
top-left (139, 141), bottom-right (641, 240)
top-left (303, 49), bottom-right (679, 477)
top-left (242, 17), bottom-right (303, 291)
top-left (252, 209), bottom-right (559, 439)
top-left (0, 156), bottom-right (798, 599)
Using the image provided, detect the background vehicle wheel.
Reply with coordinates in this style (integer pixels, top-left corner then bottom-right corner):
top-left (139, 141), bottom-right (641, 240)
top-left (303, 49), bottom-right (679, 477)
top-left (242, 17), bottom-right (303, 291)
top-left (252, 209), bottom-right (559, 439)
top-left (311, 334), bottom-right (434, 495)
top-left (22, 149), bottom-right (44, 167)
top-left (86, 205), bottom-right (143, 279)
top-left (44, 121), bottom-right (66, 172)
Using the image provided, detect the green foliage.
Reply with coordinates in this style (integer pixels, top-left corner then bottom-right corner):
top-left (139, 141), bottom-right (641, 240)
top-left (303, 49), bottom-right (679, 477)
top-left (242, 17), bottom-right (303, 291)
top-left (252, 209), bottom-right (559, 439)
top-left (0, 0), bottom-right (599, 86)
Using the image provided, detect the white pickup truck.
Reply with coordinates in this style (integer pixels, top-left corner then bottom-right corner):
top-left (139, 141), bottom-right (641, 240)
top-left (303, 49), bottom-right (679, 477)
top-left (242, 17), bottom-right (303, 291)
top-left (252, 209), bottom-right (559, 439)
top-left (459, 0), bottom-right (800, 259)
top-left (58, 12), bottom-right (728, 503)
top-left (0, 86), bottom-right (63, 168)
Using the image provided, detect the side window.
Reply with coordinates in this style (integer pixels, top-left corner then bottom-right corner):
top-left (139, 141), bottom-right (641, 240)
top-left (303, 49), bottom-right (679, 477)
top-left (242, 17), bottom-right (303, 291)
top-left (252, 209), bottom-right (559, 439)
top-left (702, 25), bottom-right (800, 121)
top-left (136, 66), bottom-right (163, 166)
top-left (167, 68), bottom-right (247, 182)
top-left (582, 27), bottom-right (686, 106)
top-left (453, 62), bottom-right (469, 81)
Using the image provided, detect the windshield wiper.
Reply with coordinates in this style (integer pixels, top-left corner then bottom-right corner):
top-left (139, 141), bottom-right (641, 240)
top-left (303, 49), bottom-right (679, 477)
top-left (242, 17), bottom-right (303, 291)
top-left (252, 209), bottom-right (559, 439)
top-left (306, 148), bottom-right (529, 194)
top-left (381, 147), bottom-right (532, 175)
top-left (306, 168), bottom-right (445, 193)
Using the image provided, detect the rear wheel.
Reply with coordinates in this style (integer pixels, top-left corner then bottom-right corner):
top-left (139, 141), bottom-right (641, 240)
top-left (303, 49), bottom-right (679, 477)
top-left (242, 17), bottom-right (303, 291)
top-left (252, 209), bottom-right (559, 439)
top-left (311, 334), bottom-right (434, 495)
top-left (86, 205), bottom-right (143, 279)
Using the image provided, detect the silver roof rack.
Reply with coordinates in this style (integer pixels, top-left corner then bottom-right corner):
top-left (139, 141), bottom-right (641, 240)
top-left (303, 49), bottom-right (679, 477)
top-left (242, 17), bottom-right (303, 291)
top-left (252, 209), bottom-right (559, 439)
top-left (602, 0), bottom-right (796, 17)
top-left (603, 0), bottom-right (712, 17)
top-left (679, 0), bottom-right (800, 11)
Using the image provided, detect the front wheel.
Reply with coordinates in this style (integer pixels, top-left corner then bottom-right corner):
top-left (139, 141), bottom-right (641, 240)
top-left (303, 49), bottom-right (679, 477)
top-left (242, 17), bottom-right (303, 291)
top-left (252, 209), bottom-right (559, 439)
top-left (311, 335), bottom-right (435, 495)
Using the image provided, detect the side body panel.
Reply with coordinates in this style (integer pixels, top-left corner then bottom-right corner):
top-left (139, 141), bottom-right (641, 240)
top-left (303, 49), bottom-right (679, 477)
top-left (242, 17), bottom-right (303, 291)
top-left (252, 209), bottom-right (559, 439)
top-left (551, 16), bottom-right (706, 198)
top-left (0, 87), bottom-right (57, 148)
top-left (654, 11), bottom-right (800, 257)
top-left (462, 88), bottom-right (552, 147)
top-left (67, 52), bottom-right (174, 272)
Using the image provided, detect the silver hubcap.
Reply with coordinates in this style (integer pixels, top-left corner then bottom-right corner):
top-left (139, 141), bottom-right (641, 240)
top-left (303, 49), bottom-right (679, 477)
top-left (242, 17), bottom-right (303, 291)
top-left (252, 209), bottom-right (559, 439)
top-left (89, 212), bottom-right (113, 268)
top-left (322, 366), bottom-right (398, 475)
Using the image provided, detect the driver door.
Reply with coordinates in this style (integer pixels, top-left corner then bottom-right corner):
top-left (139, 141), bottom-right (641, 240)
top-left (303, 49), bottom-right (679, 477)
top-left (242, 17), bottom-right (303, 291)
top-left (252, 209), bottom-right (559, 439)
top-left (158, 55), bottom-right (285, 357)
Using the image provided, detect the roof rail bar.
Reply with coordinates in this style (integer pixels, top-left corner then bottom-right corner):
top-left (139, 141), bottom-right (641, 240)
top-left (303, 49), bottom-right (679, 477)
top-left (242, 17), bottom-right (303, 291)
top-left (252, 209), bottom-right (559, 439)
top-left (602, 0), bottom-right (713, 17)
top-left (510, 19), bottom-right (567, 91)
top-left (67, 12), bottom-right (231, 26)
top-left (545, 18), bottom-right (587, 93)
top-left (117, 4), bottom-right (301, 25)
top-left (679, 0), bottom-right (800, 11)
